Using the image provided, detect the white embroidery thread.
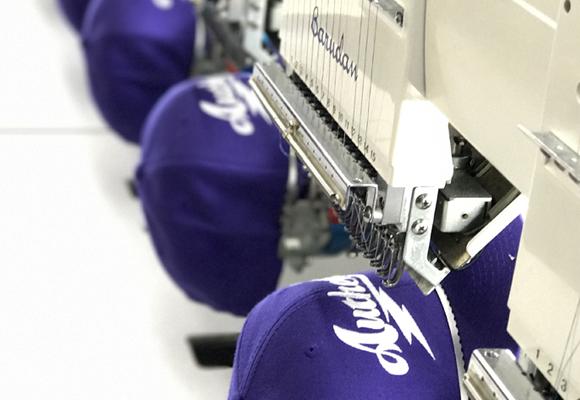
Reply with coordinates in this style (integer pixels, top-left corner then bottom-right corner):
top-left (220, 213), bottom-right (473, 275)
top-left (152, 0), bottom-right (174, 10)
top-left (151, 0), bottom-right (193, 11)
top-left (321, 274), bottom-right (435, 376)
top-left (198, 75), bottom-right (271, 136)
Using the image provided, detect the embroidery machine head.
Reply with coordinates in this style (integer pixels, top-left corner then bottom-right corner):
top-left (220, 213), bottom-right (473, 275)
top-left (250, 0), bottom-right (580, 398)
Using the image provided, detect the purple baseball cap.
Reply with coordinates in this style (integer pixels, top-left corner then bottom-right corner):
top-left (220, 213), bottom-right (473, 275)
top-left (81, 0), bottom-right (196, 143)
top-left (58, 0), bottom-right (92, 32)
top-left (228, 219), bottom-right (523, 399)
top-left (136, 73), bottom-right (290, 316)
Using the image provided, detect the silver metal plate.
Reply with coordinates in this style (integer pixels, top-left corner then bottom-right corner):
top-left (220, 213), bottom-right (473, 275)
top-left (520, 128), bottom-right (580, 183)
top-left (464, 349), bottom-right (545, 400)
top-left (403, 187), bottom-right (450, 295)
top-left (377, 0), bottom-right (405, 27)
top-left (251, 62), bottom-right (378, 211)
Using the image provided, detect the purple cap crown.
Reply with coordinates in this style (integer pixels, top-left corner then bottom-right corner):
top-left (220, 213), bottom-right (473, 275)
top-left (137, 73), bottom-right (290, 316)
top-left (58, 0), bottom-right (92, 32)
top-left (82, 0), bottom-right (196, 143)
top-left (229, 219), bottom-right (522, 399)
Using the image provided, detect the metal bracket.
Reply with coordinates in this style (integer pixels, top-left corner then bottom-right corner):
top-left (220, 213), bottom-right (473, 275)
top-left (403, 187), bottom-right (450, 295)
top-left (464, 349), bottom-right (544, 400)
top-left (520, 127), bottom-right (580, 184)
top-left (377, 0), bottom-right (405, 27)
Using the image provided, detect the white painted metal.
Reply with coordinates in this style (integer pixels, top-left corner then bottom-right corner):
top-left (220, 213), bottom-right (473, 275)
top-left (507, 2), bottom-right (580, 397)
top-left (541, 0), bottom-right (580, 153)
top-left (425, 0), bottom-right (559, 195)
top-left (280, 0), bottom-right (453, 189)
top-left (509, 163), bottom-right (580, 399)
top-left (276, 1), bottom-right (580, 395)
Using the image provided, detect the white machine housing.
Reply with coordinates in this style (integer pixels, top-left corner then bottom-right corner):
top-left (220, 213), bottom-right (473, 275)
top-left (427, 1), bottom-right (580, 397)
top-left (255, 0), bottom-right (580, 397)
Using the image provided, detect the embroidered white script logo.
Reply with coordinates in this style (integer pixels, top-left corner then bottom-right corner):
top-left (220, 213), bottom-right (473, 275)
top-left (151, 0), bottom-right (192, 10)
top-left (321, 274), bottom-right (435, 376)
top-left (152, 0), bottom-right (195, 10)
top-left (197, 75), bottom-right (272, 136)
top-left (152, 0), bottom-right (174, 10)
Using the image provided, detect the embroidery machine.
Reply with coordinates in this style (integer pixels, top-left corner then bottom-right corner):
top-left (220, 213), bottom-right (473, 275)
top-left (247, 0), bottom-right (580, 398)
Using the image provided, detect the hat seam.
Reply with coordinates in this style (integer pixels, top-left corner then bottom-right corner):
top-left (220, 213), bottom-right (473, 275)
top-left (143, 211), bottom-right (281, 236)
top-left (138, 158), bottom-right (289, 178)
top-left (236, 287), bottom-right (330, 397)
top-left (82, 26), bottom-right (194, 46)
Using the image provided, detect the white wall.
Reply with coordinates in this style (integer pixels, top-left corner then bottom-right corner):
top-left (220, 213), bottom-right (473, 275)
top-left (0, 1), bottom-right (104, 130)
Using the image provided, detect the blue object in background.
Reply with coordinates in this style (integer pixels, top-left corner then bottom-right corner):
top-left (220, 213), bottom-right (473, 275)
top-left (324, 224), bottom-right (352, 255)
